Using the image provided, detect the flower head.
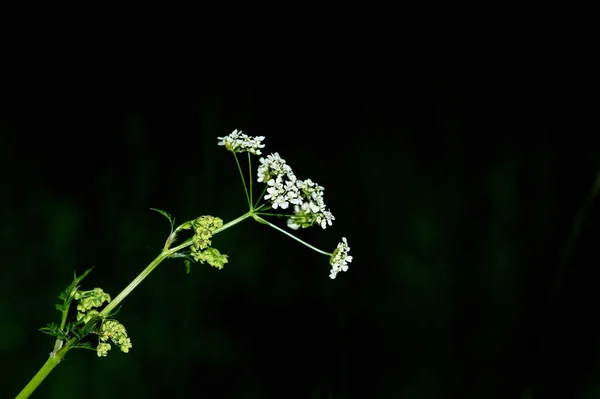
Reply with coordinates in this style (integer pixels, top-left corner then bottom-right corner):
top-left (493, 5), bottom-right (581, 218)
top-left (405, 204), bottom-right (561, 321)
top-left (75, 287), bottom-right (111, 322)
top-left (329, 237), bottom-right (352, 279)
top-left (97, 319), bottom-right (132, 356)
top-left (184, 215), bottom-right (229, 270)
top-left (289, 179), bottom-right (335, 229)
top-left (97, 342), bottom-right (111, 357)
top-left (257, 152), bottom-right (292, 183)
top-left (257, 153), bottom-right (335, 228)
top-left (258, 153), bottom-right (302, 210)
top-left (218, 129), bottom-right (265, 155)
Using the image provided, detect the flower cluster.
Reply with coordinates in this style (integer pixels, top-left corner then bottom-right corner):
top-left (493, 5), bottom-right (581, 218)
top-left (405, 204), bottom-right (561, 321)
top-left (218, 129), bottom-right (265, 155)
top-left (257, 152), bottom-right (335, 229)
top-left (329, 238), bottom-right (352, 279)
top-left (96, 319), bottom-right (132, 357)
top-left (190, 215), bottom-right (223, 251)
top-left (187, 215), bottom-right (229, 269)
top-left (258, 153), bottom-right (302, 210)
top-left (74, 288), bottom-right (111, 323)
top-left (217, 130), bottom-right (353, 280)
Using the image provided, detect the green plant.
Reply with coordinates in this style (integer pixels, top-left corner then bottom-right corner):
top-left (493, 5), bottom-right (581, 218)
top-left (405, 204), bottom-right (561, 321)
top-left (15, 130), bottom-right (352, 398)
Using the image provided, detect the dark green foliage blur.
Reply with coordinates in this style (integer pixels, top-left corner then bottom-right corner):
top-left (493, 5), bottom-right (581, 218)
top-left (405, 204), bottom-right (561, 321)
top-left (1, 35), bottom-right (597, 398)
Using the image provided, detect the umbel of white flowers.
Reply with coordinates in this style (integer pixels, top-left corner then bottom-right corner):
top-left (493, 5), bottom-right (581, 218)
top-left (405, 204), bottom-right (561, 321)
top-left (218, 129), bottom-right (352, 279)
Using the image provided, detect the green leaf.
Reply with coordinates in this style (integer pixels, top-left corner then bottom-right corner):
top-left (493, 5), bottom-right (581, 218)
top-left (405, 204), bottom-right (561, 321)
top-left (71, 342), bottom-right (95, 351)
top-left (58, 267), bottom-right (95, 303)
top-left (150, 208), bottom-right (175, 231)
top-left (43, 322), bottom-right (58, 330)
top-left (76, 267), bottom-right (94, 284)
top-left (40, 323), bottom-right (63, 338)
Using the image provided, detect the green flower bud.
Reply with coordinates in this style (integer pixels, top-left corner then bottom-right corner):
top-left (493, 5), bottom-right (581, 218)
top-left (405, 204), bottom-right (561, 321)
top-left (99, 319), bottom-right (132, 354)
top-left (192, 247), bottom-right (228, 270)
top-left (75, 288), bottom-right (111, 313)
top-left (97, 343), bottom-right (111, 357)
top-left (78, 309), bottom-right (100, 324)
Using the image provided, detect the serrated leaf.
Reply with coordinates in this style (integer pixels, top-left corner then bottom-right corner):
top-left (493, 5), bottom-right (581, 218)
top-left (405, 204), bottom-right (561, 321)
top-left (76, 267), bottom-right (94, 284)
top-left (44, 322), bottom-right (58, 330)
top-left (150, 208), bottom-right (175, 231)
top-left (40, 323), bottom-right (60, 338)
top-left (40, 330), bottom-right (60, 338)
top-left (72, 342), bottom-right (95, 351)
top-left (55, 303), bottom-right (64, 312)
top-left (57, 267), bottom-right (95, 305)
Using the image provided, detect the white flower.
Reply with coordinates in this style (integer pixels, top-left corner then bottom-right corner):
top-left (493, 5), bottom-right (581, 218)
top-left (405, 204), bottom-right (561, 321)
top-left (257, 152), bottom-right (292, 183)
top-left (217, 129), bottom-right (265, 155)
top-left (255, 153), bottom-right (336, 230)
top-left (264, 174), bottom-right (300, 210)
top-left (316, 209), bottom-right (335, 229)
top-left (329, 237), bottom-right (352, 279)
top-left (257, 153), bottom-right (303, 210)
top-left (287, 203), bottom-right (311, 230)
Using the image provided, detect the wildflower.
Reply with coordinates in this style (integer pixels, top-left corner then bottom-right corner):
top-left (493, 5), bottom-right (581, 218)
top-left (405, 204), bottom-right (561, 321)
top-left (286, 200), bottom-right (335, 230)
top-left (97, 342), bottom-right (111, 357)
top-left (329, 238), bottom-right (352, 279)
top-left (79, 309), bottom-right (100, 324)
top-left (192, 247), bottom-right (229, 270)
top-left (97, 319), bottom-right (132, 356)
top-left (218, 129), bottom-right (265, 155)
top-left (257, 152), bottom-right (292, 183)
top-left (293, 179), bottom-right (333, 228)
top-left (264, 175), bottom-right (303, 210)
top-left (315, 209), bottom-right (335, 229)
top-left (257, 153), bottom-right (303, 210)
top-left (190, 215), bottom-right (224, 252)
top-left (75, 288), bottom-right (111, 322)
top-left (256, 153), bottom-right (335, 228)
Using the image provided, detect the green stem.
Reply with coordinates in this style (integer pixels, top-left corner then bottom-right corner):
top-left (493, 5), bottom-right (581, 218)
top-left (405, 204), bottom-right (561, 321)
top-left (15, 354), bottom-right (64, 399)
top-left (253, 214), bottom-right (332, 256)
top-left (248, 153), bottom-right (253, 209)
top-left (16, 210), bottom-right (255, 399)
top-left (102, 210), bottom-right (253, 316)
top-left (233, 153), bottom-right (251, 209)
top-left (253, 185), bottom-right (269, 210)
top-left (100, 250), bottom-right (172, 316)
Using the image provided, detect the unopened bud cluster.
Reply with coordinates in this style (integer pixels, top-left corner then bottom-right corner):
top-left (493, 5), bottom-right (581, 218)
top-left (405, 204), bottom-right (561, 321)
top-left (189, 216), bottom-right (229, 269)
top-left (74, 288), bottom-right (111, 323)
top-left (96, 319), bottom-right (132, 357)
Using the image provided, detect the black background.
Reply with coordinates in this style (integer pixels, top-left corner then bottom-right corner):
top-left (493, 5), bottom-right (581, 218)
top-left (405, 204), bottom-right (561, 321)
top-left (2, 32), bottom-right (598, 398)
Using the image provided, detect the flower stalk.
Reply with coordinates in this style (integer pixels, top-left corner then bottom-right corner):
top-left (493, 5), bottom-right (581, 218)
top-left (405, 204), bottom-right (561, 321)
top-left (16, 130), bottom-right (352, 398)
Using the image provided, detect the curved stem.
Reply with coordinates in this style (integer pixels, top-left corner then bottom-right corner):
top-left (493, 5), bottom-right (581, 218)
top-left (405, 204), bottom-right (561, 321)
top-left (102, 210), bottom-right (254, 316)
top-left (16, 210), bottom-right (255, 398)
